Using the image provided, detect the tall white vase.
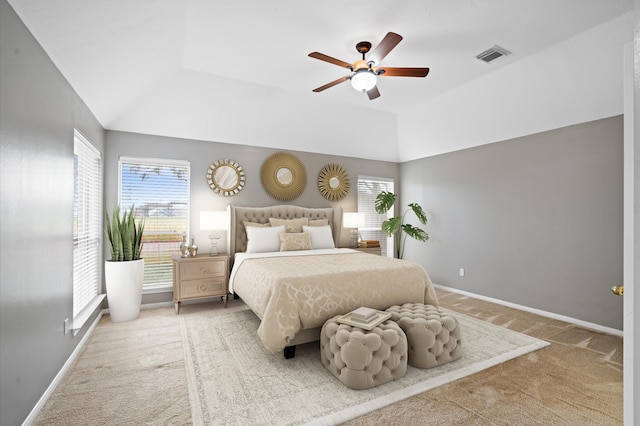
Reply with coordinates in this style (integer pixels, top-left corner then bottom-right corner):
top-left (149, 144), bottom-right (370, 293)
top-left (105, 258), bottom-right (144, 322)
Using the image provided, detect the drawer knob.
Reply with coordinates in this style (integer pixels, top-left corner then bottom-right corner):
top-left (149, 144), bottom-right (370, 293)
top-left (199, 267), bottom-right (208, 273)
top-left (198, 284), bottom-right (208, 292)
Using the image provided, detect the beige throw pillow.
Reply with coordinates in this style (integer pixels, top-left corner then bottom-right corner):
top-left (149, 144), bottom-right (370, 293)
top-left (268, 217), bottom-right (309, 233)
top-left (279, 233), bottom-right (312, 251)
top-left (308, 219), bottom-right (329, 226)
top-left (244, 221), bottom-right (270, 228)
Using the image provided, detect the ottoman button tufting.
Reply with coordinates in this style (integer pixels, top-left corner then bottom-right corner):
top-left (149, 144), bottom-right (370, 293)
top-left (320, 316), bottom-right (408, 390)
top-left (386, 303), bottom-right (463, 369)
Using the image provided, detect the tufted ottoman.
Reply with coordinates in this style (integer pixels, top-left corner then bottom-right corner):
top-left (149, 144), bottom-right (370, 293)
top-left (320, 316), bottom-right (408, 390)
top-left (386, 303), bottom-right (462, 369)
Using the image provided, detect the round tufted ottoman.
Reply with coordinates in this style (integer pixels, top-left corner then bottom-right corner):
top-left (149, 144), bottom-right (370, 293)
top-left (386, 303), bottom-right (462, 369)
top-left (320, 316), bottom-right (408, 390)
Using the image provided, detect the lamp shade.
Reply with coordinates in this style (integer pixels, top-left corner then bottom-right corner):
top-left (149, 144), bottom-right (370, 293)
top-left (200, 211), bottom-right (228, 231)
top-left (343, 212), bottom-right (365, 228)
top-left (350, 69), bottom-right (377, 92)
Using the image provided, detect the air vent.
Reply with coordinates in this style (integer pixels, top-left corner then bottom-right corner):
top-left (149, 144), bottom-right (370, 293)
top-left (476, 45), bottom-right (511, 64)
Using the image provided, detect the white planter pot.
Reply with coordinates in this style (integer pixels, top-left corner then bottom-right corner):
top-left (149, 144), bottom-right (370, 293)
top-left (105, 258), bottom-right (144, 322)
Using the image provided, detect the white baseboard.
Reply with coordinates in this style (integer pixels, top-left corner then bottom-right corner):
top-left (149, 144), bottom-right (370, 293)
top-left (22, 311), bottom-right (104, 426)
top-left (433, 284), bottom-right (623, 337)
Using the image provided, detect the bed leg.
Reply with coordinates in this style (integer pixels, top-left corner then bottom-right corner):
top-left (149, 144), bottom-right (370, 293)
top-left (283, 346), bottom-right (296, 359)
top-left (233, 293), bottom-right (240, 300)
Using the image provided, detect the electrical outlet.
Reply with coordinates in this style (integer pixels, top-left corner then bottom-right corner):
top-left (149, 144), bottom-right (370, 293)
top-left (459, 268), bottom-right (465, 277)
top-left (64, 318), bottom-right (70, 335)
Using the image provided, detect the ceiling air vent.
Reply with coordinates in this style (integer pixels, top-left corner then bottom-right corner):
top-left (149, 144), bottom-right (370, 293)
top-left (476, 45), bottom-right (511, 64)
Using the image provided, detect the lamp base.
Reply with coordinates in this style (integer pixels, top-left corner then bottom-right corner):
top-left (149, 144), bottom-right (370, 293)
top-left (349, 229), bottom-right (360, 248)
top-left (208, 231), bottom-right (221, 256)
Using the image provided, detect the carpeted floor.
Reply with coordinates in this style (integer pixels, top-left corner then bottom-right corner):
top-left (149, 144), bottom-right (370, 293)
top-left (33, 288), bottom-right (623, 425)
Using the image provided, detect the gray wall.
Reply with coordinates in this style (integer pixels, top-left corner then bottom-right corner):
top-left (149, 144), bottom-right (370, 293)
top-left (400, 116), bottom-right (624, 329)
top-left (0, 1), bottom-right (106, 424)
top-left (104, 130), bottom-right (400, 304)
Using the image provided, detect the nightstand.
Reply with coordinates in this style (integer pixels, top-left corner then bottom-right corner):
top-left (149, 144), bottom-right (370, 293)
top-left (354, 247), bottom-right (382, 256)
top-left (172, 253), bottom-right (230, 314)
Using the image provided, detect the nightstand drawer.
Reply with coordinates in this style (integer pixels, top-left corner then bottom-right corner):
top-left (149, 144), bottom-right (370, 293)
top-left (179, 277), bottom-right (226, 299)
top-left (179, 260), bottom-right (226, 280)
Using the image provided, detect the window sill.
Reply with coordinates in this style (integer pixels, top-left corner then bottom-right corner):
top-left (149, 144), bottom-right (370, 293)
top-left (143, 285), bottom-right (172, 295)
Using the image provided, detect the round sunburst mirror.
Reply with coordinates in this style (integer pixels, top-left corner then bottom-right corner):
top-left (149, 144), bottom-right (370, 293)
top-left (207, 159), bottom-right (245, 196)
top-left (260, 152), bottom-right (306, 201)
top-left (317, 163), bottom-right (350, 202)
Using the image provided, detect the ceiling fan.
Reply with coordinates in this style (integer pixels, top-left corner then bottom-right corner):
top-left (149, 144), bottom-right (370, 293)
top-left (308, 32), bottom-right (429, 100)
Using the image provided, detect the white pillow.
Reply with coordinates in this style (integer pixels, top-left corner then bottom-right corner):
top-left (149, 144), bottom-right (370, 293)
top-left (246, 225), bottom-right (285, 253)
top-left (302, 225), bottom-right (335, 249)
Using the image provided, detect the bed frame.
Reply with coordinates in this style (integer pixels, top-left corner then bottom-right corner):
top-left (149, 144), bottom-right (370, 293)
top-left (227, 204), bottom-right (343, 261)
top-left (227, 205), bottom-right (343, 358)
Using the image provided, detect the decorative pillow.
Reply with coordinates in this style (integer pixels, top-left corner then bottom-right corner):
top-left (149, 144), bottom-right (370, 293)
top-left (279, 233), bottom-right (312, 252)
top-left (268, 217), bottom-right (309, 233)
top-left (246, 225), bottom-right (285, 253)
top-left (302, 225), bottom-right (335, 249)
top-left (244, 221), bottom-right (270, 228)
top-left (309, 219), bottom-right (329, 226)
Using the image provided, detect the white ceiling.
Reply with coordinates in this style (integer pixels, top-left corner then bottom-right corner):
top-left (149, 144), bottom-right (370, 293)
top-left (8, 0), bottom-right (634, 161)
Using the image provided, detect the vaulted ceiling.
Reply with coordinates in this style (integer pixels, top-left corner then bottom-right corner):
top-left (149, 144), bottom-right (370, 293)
top-left (8, 0), bottom-right (634, 161)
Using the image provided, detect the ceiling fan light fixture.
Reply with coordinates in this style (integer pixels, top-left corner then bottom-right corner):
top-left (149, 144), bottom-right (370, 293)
top-left (350, 69), bottom-right (377, 92)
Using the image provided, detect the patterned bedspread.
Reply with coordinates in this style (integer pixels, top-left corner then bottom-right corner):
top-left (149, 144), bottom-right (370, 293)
top-left (230, 249), bottom-right (438, 353)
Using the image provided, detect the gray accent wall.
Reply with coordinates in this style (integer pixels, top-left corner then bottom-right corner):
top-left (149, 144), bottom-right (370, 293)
top-left (104, 130), bottom-right (400, 305)
top-left (0, 1), bottom-right (106, 424)
top-left (400, 116), bottom-right (624, 329)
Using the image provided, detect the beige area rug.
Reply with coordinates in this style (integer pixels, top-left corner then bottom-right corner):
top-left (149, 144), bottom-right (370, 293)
top-left (180, 307), bottom-right (549, 425)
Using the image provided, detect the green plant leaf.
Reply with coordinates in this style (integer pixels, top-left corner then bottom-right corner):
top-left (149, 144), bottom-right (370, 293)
top-left (375, 191), bottom-right (396, 214)
top-left (381, 216), bottom-right (401, 236)
top-left (408, 203), bottom-right (427, 225)
top-left (401, 223), bottom-right (429, 242)
top-left (105, 204), bottom-right (144, 262)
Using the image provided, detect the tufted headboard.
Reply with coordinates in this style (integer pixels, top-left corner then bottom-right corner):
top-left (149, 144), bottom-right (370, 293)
top-left (227, 205), bottom-right (343, 260)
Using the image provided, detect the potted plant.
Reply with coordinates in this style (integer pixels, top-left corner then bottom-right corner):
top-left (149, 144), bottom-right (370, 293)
top-left (104, 205), bottom-right (145, 322)
top-left (374, 191), bottom-right (429, 259)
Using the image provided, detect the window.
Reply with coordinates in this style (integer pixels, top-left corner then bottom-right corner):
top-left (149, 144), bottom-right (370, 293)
top-left (73, 130), bottom-right (104, 331)
top-left (119, 157), bottom-right (190, 290)
top-left (357, 176), bottom-right (395, 257)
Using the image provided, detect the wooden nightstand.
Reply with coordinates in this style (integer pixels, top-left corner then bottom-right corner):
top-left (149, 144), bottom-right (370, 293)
top-left (354, 247), bottom-right (382, 256)
top-left (172, 254), bottom-right (230, 314)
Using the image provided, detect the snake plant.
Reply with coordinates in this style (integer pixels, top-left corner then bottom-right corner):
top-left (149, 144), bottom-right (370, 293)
top-left (374, 191), bottom-right (428, 259)
top-left (105, 205), bottom-right (144, 261)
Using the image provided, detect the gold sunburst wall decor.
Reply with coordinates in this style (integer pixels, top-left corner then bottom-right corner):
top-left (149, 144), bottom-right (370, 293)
top-left (260, 152), bottom-right (307, 201)
top-left (206, 159), bottom-right (245, 196)
top-left (317, 163), bottom-right (350, 202)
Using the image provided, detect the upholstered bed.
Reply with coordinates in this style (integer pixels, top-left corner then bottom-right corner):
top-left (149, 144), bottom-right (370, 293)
top-left (227, 205), bottom-right (438, 357)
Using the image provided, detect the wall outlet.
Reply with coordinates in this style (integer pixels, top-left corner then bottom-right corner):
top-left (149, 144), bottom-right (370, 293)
top-left (459, 268), bottom-right (465, 277)
top-left (64, 318), bottom-right (70, 335)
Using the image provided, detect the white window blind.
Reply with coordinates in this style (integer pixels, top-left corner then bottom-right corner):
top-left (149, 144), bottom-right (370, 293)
top-left (73, 130), bottom-right (103, 322)
top-left (357, 176), bottom-right (395, 257)
top-left (118, 157), bottom-right (190, 290)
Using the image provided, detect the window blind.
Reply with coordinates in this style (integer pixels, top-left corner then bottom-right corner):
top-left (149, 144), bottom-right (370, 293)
top-left (357, 176), bottom-right (395, 257)
top-left (118, 157), bottom-right (190, 289)
top-left (73, 130), bottom-right (103, 320)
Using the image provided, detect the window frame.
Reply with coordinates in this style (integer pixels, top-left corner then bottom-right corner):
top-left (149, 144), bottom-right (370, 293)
top-left (118, 156), bottom-right (190, 292)
top-left (357, 175), bottom-right (395, 257)
top-left (72, 129), bottom-right (105, 334)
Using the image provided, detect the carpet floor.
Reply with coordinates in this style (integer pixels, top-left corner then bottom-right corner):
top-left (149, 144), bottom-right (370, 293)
top-left (33, 288), bottom-right (623, 425)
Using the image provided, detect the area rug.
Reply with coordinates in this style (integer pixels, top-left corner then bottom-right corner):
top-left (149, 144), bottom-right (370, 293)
top-left (180, 306), bottom-right (549, 426)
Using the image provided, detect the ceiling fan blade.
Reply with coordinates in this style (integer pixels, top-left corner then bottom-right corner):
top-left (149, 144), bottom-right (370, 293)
top-left (308, 52), bottom-right (353, 69)
top-left (312, 76), bottom-right (349, 92)
top-left (367, 86), bottom-right (380, 100)
top-left (378, 67), bottom-right (430, 77)
top-left (368, 32), bottom-right (403, 65)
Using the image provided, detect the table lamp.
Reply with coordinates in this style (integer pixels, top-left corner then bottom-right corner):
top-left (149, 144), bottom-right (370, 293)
top-left (200, 211), bottom-right (228, 256)
top-left (343, 212), bottom-right (365, 248)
